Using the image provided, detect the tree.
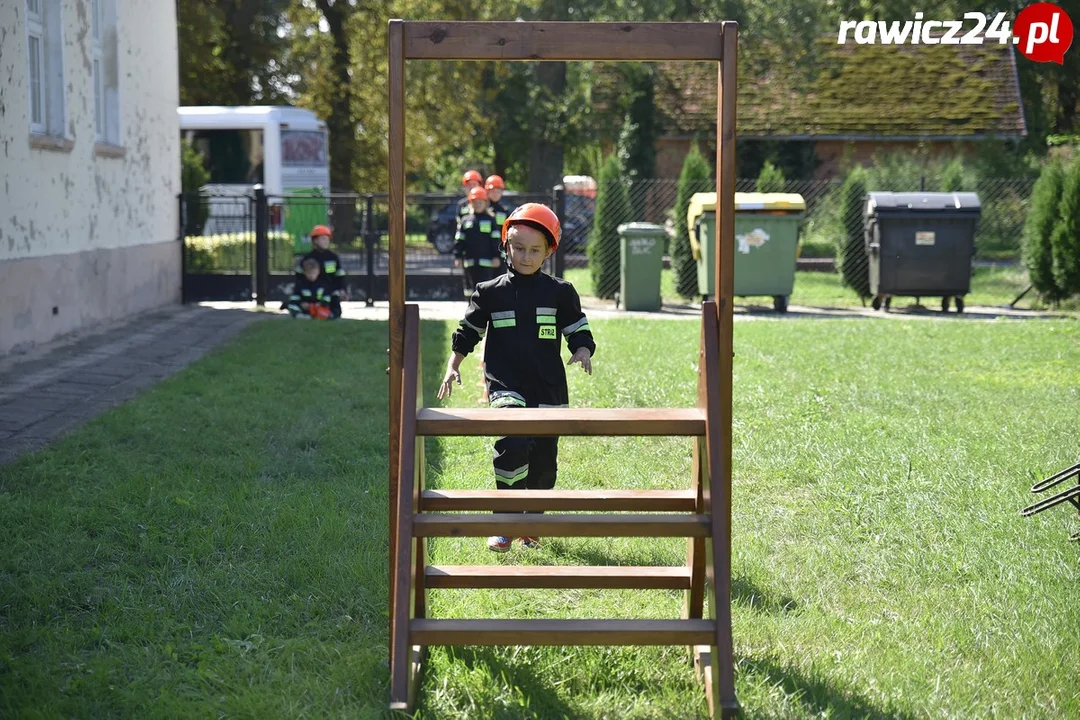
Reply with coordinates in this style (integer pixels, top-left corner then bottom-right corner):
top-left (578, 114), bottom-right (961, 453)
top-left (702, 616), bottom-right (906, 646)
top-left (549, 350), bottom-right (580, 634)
top-left (587, 154), bottom-right (631, 300)
top-left (837, 165), bottom-right (871, 298)
top-left (672, 143), bottom-right (711, 299)
top-left (177, 0), bottom-right (291, 106)
top-left (1022, 158), bottom-right (1066, 303)
top-left (755, 160), bottom-right (786, 193)
top-left (1050, 155), bottom-right (1080, 298)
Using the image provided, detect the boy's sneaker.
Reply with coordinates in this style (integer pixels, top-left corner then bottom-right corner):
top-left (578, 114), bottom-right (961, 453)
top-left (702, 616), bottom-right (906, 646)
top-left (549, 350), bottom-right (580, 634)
top-left (519, 537), bottom-right (541, 550)
top-left (487, 536), bottom-right (512, 553)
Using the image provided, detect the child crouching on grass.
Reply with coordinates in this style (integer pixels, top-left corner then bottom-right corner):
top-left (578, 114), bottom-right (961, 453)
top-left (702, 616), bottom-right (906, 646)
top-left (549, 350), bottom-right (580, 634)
top-left (287, 258), bottom-right (335, 319)
top-left (437, 204), bottom-right (596, 553)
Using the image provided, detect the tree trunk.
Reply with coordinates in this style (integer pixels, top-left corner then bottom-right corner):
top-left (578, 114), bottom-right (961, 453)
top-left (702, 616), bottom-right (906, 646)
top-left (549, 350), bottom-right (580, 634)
top-left (527, 62), bottom-right (566, 194)
top-left (315, 0), bottom-right (356, 193)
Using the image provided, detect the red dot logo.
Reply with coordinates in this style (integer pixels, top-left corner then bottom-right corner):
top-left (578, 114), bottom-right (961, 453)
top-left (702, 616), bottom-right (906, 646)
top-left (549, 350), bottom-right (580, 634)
top-left (1014, 3), bottom-right (1074, 64)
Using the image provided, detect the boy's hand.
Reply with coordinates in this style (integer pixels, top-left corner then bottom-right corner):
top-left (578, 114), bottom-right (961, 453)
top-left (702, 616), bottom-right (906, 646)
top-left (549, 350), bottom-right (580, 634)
top-left (437, 356), bottom-right (464, 400)
top-left (567, 348), bottom-right (592, 375)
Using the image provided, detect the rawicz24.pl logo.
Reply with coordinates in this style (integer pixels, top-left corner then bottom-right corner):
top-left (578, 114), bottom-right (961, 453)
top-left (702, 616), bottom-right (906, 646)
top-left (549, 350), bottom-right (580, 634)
top-left (837, 2), bottom-right (1074, 64)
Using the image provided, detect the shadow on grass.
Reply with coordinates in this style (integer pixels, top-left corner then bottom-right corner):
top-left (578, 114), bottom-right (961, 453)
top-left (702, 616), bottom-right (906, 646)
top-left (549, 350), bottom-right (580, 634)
top-left (737, 655), bottom-right (915, 720)
top-left (421, 646), bottom-right (579, 720)
top-left (731, 575), bottom-right (799, 615)
top-left (542, 537), bottom-right (675, 568)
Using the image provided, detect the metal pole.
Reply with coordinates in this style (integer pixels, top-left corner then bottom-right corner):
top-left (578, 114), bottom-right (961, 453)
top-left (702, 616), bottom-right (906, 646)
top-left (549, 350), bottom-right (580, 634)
top-left (553, 184), bottom-right (566, 279)
top-left (179, 194), bottom-right (187, 304)
top-left (254, 185), bottom-right (269, 307)
top-left (365, 194), bottom-right (376, 307)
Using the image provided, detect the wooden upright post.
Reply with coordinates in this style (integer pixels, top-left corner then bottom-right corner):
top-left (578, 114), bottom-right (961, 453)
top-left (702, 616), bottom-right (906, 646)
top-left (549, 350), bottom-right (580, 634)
top-left (710, 20), bottom-right (738, 716)
top-left (387, 18), bottom-right (405, 671)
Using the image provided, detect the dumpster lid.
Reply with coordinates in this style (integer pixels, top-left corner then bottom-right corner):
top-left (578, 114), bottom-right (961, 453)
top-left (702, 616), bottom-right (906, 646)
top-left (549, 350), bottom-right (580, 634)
top-left (866, 192), bottom-right (981, 215)
top-left (687, 192), bottom-right (806, 257)
top-left (617, 222), bottom-right (665, 235)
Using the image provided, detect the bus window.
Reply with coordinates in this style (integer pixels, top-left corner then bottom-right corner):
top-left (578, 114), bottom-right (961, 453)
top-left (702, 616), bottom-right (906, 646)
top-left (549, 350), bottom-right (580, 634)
top-left (281, 130), bottom-right (327, 166)
top-left (183, 128), bottom-right (264, 185)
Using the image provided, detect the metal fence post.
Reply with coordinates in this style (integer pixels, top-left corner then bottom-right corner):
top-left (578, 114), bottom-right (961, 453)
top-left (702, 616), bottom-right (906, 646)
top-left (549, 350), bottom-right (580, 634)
top-left (364, 193), bottom-right (377, 306)
top-left (254, 185), bottom-right (269, 306)
top-left (553, 184), bottom-right (566, 279)
top-left (179, 194), bottom-right (188, 304)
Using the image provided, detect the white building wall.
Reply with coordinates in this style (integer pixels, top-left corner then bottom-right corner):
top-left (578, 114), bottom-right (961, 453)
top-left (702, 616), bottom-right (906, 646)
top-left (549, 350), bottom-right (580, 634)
top-left (0, 0), bottom-right (180, 354)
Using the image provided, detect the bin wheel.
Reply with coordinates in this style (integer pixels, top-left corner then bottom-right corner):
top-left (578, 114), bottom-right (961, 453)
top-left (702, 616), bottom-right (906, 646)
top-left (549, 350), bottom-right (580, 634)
top-left (885, 296), bottom-right (892, 311)
top-left (941, 296), bottom-right (950, 313)
top-left (955, 296), bottom-right (964, 314)
top-left (773, 295), bottom-right (789, 313)
top-left (872, 296), bottom-right (882, 311)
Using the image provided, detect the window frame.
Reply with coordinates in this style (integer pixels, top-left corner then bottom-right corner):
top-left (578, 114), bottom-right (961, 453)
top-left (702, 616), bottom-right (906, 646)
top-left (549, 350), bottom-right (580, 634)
top-left (26, 0), bottom-right (45, 134)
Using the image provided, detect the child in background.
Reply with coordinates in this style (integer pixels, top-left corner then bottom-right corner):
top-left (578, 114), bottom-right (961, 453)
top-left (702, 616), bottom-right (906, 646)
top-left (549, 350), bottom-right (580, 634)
top-left (457, 170), bottom-right (484, 218)
top-left (438, 204), bottom-right (595, 553)
top-left (287, 258), bottom-right (335, 319)
top-left (294, 224), bottom-right (346, 317)
top-left (453, 186), bottom-right (502, 296)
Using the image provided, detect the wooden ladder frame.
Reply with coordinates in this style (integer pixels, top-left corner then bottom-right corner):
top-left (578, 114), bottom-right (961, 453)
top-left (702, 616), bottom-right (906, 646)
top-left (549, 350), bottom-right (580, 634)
top-left (387, 20), bottom-right (738, 717)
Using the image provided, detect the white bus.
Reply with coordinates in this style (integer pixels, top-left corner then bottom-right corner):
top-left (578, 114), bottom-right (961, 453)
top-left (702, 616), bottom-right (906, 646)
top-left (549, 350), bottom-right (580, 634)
top-left (179, 106), bottom-right (331, 236)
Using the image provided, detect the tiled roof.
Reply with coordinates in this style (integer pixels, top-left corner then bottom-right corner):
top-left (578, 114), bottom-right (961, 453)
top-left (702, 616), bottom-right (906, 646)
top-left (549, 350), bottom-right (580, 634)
top-left (654, 38), bottom-right (1026, 139)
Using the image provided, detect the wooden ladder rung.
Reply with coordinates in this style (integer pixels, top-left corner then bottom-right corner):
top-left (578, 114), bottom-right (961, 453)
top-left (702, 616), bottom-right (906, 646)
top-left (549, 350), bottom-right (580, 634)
top-left (425, 565), bottom-right (693, 590)
top-left (422, 489), bottom-right (698, 512)
top-left (416, 407), bottom-right (706, 437)
top-left (413, 513), bottom-right (711, 538)
top-left (411, 618), bottom-right (716, 646)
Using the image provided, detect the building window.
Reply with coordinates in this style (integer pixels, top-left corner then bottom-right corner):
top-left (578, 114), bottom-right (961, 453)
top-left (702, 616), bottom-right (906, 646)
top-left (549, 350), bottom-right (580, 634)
top-left (92, 0), bottom-right (120, 147)
top-left (26, 0), bottom-right (66, 139)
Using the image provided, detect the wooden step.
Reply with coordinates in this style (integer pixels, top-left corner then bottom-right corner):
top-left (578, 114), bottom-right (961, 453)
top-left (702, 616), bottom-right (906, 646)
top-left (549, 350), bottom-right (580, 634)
top-left (410, 618), bottom-right (716, 646)
top-left (421, 489), bottom-right (698, 512)
top-left (413, 513), bottom-right (710, 538)
top-left (425, 565), bottom-right (693, 590)
top-left (415, 407), bottom-right (706, 437)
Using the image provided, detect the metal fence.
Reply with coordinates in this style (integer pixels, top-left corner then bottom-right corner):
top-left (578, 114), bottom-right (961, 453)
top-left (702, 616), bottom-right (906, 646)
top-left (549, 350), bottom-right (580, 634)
top-left (180, 176), bottom-right (1035, 303)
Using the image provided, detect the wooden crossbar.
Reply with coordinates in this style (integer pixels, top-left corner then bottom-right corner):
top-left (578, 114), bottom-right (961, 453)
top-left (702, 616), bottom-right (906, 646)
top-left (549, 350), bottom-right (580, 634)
top-left (416, 407), bottom-right (706, 436)
top-left (421, 489), bottom-right (697, 512)
top-left (426, 565), bottom-right (693, 590)
top-left (411, 619), bottom-right (717, 646)
top-left (413, 513), bottom-right (711, 538)
top-left (403, 21), bottom-right (727, 61)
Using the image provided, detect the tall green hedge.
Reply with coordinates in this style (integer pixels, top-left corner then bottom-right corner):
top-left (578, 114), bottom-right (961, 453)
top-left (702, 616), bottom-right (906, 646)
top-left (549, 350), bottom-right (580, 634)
top-left (756, 160), bottom-right (786, 193)
top-left (1022, 159), bottom-right (1066, 303)
top-left (587, 153), bottom-right (631, 300)
top-left (672, 143), bottom-right (711, 299)
top-left (1050, 156), bottom-right (1080, 298)
top-left (837, 166), bottom-right (871, 298)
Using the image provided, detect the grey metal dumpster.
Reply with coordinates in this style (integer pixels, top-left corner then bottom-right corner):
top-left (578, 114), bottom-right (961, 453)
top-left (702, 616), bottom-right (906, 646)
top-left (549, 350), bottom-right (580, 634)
top-left (864, 192), bottom-right (981, 313)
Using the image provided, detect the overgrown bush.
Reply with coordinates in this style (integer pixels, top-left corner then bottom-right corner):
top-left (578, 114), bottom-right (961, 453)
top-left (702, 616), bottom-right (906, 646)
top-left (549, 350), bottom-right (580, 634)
top-left (185, 232), bottom-right (293, 273)
top-left (181, 141), bottom-right (210, 236)
top-left (837, 166), bottom-right (870, 298)
top-left (671, 143), bottom-right (711, 299)
top-left (1022, 159), bottom-right (1066, 303)
top-left (586, 154), bottom-right (631, 299)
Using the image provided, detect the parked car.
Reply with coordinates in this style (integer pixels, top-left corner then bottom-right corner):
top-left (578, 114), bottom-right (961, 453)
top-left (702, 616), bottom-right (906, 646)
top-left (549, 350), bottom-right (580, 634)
top-left (425, 183), bottom-right (595, 254)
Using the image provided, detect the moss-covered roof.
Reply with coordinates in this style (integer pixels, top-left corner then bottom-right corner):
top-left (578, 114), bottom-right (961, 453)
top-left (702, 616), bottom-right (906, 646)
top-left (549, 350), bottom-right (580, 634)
top-left (655, 38), bottom-right (1026, 139)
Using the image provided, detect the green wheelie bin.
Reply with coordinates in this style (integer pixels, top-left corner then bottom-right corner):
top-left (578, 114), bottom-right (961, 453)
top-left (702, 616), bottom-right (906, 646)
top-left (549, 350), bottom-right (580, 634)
top-left (687, 192), bottom-right (805, 312)
top-left (617, 222), bottom-right (666, 312)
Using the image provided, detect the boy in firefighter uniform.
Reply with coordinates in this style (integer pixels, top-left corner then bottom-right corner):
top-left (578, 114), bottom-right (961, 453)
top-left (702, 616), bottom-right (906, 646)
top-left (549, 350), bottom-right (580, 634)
top-left (287, 258), bottom-right (335, 319)
top-left (458, 170), bottom-right (484, 218)
top-left (438, 204), bottom-right (596, 553)
top-left (485, 175), bottom-right (509, 229)
top-left (453, 186), bottom-right (502, 296)
top-left (293, 224), bottom-right (346, 317)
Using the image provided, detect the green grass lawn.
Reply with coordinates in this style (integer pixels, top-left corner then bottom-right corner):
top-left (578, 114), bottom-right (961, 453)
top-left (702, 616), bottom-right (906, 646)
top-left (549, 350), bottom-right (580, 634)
top-left (3, 315), bottom-right (1080, 718)
top-left (564, 266), bottom-right (1080, 313)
